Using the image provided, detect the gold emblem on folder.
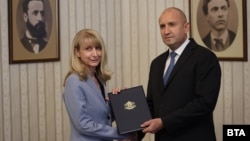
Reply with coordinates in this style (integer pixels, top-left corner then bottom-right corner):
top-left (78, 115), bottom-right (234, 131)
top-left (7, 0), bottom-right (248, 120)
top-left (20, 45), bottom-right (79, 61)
top-left (124, 101), bottom-right (136, 110)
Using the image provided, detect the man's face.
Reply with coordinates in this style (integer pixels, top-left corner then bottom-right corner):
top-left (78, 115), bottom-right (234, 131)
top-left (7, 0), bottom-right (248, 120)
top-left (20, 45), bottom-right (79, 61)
top-left (159, 9), bottom-right (189, 50)
top-left (206, 0), bottom-right (229, 32)
top-left (24, 0), bottom-right (46, 38)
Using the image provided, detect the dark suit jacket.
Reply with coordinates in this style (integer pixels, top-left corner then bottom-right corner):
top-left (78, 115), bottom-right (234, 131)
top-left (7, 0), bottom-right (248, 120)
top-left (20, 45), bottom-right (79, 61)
top-left (146, 38), bottom-right (221, 141)
top-left (21, 36), bottom-right (47, 53)
top-left (202, 29), bottom-right (236, 51)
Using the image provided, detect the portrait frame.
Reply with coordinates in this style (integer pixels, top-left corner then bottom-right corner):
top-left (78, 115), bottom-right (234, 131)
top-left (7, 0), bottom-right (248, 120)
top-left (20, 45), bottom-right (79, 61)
top-left (189, 0), bottom-right (247, 61)
top-left (8, 0), bottom-right (60, 64)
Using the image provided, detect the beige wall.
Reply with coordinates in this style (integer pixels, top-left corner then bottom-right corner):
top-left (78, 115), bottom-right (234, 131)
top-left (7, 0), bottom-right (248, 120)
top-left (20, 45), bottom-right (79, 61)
top-left (0, 0), bottom-right (250, 141)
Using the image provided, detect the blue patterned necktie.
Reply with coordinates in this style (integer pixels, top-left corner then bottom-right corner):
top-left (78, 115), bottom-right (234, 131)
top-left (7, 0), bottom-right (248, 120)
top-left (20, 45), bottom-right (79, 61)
top-left (163, 51), bottom-right (177, 86)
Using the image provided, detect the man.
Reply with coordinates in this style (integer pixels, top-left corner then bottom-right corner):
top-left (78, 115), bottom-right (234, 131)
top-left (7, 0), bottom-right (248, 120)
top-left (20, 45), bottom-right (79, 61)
top-left (202, 0), bottom-right (236, 51)
top-left (21, 0), bottom-right (47, 54)
top-left (139, 7), bottom-right (221, 141)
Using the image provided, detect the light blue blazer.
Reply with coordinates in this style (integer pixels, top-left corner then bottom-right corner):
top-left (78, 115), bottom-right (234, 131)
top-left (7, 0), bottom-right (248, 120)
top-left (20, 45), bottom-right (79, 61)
top-left (63, 73), bottom-right (127, 141)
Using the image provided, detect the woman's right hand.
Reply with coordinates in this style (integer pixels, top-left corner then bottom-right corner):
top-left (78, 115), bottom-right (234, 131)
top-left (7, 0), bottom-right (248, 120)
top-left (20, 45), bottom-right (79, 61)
top-left (111, 88), bottom-right (122, 94)
top-left (111, 87), bottom-right (127, 94)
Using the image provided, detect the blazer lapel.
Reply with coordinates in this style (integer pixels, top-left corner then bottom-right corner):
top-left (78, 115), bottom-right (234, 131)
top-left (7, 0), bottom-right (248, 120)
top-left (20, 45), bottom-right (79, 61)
top-left (86, 75), bottom-right (109, 108)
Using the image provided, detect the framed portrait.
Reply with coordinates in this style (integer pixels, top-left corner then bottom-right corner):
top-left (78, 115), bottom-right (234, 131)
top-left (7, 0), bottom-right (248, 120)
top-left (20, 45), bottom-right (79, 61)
top-left (8, 0), bottom-right (60, 64)
top-left (189, 0), bottom-right (247, 61)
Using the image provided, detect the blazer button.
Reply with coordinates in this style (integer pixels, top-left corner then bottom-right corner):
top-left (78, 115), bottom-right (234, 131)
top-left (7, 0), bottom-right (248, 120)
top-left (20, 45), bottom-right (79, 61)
top-left (107, 116), bottom-right (110, 120)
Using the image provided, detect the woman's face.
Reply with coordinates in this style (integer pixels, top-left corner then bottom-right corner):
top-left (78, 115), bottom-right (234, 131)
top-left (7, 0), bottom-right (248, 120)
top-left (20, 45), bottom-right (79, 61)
top-left (75, 39), bottom-right (102, 71)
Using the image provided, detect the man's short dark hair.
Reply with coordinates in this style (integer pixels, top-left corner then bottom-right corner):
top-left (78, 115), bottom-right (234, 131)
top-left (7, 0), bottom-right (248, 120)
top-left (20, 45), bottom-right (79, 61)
top-left (202, 0), bottom-right (230, 15)
top-left (22, 0), bottom-right (44, 13)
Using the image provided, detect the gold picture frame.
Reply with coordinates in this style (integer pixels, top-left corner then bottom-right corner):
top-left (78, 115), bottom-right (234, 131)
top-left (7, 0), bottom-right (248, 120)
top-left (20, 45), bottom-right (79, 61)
top-left (8, 0), bottom-right (60, 64)
top-left (189, 0), bottom-right (247, 61)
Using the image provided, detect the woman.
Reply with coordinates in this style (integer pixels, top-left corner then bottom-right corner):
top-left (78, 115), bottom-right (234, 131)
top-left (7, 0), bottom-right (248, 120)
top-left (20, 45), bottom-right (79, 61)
top-left (63, 29), bottom-right (132, 141)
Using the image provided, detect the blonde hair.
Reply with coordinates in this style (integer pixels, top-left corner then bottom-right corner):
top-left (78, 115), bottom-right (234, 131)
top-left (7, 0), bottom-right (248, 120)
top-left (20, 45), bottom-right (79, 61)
top-left (63, 29), bottom-right (111, 86)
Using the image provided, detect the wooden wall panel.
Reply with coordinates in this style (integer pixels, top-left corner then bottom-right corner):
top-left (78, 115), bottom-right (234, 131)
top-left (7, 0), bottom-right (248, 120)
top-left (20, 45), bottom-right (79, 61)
top-left (37, 64), bottom-right (46, 141)
top-left (224, 62), bottom-right (233, 124)
top-left (0, 7), bottom-right (3, 139)
top-left (59, 1), bottom-right (70, 141)
top-left (45, 63), bottom-right (56, 141)
top-left (54, 62), bottom-right (63, 141)
top-left (28, 64), bottom-right (39, 141)
top-left (121, 0), bottom-right (131, 87)
top-left (112, 0), bottom-right (123, 88)
top-left (244, 2), bottom-right (250, 124)
top-left (232, 63), bottom-right (244, 123)
top-left (10, 66), bottom-right (21, 141)
top-left (20, 65), bottom-right (29, 141)
top-left (1, 0), bottom-right (11, 141)
top-left (106, 0), bottom-right (116, 88)
top-left (138, 0), bottom-right (149, 88)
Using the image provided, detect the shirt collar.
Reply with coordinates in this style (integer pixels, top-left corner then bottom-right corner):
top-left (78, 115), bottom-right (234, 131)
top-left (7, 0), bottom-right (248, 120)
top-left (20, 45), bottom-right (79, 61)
top-left (211, 30), bottom-right (228, 45)
top-left (169, 38), bottom-right (190, 56)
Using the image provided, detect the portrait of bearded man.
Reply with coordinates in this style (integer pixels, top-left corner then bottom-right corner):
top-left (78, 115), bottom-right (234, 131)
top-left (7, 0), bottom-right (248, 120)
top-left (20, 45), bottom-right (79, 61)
top-left (20, 0), bottom-right (48, 54)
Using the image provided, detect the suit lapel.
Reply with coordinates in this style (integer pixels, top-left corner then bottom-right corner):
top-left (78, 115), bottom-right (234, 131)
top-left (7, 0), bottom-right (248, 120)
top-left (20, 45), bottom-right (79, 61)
top-left (164, 39), bottom-right (196, 89)
top-left (159, 51), bottom-right (169, 92)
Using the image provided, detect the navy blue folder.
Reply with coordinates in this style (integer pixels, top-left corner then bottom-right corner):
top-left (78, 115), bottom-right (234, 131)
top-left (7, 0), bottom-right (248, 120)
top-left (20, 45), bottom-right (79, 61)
top-left (108, 85), bottom-right (152, 134)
